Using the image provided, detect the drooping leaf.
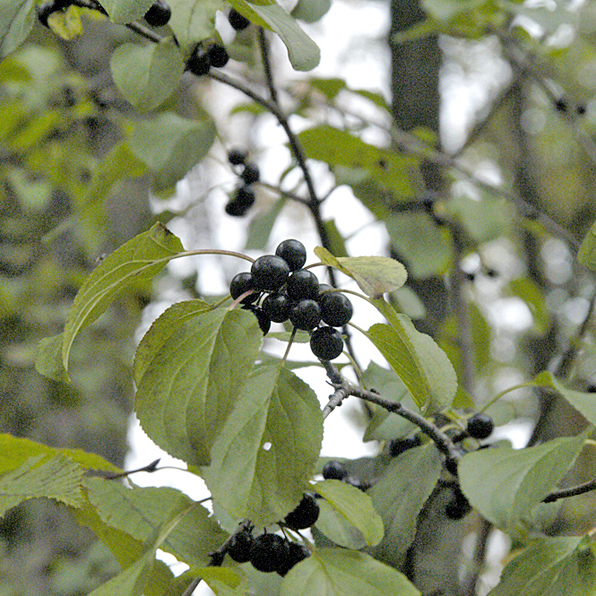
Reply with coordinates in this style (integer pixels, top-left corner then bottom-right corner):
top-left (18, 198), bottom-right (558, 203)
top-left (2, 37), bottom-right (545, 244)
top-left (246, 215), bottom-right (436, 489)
top-left (129, 112), bottom-right (216, 189)
top-left (101, 0), bottom-right (153, 24)
top-left (314, 247), bottom-right (406, 298)
top-left (110, 40), bottom-right (184, 112)
top-left (60, 222), bottom-right (184, 376)
top-left (488, 536), bottom-right (596, 596)
top-left (245, 198), bottom-right (286, 251)
top-left (534, 371), bottom-right (596, 426)
top-left (313, 480), bottom-right (383, 547)
top-left (228, 0), bottom-right (320, 71)
top-left (0, 0), bottom-right (35, 58)
top-left (368, 444), bottom-right (442, 567)
top-left (86, 550), bottom-right (155, 596)
top-left (167, 0), bottom-right (221, 49)
top-left (0, 454), bottom-right (83, 516)
top-left (36, 332), bottom-right (69, 383)
top-left (363, 316), bottom-right (457, 412)
top-left (204, 363), bottom-right (323, 527)
top-left (291, 0), bottom-right (331, 23)
top-left (280, 548), bottom-right (420, 596)
top-left (135, 305), bottom-right (262, 467)
top-left (578, 218), bottom-right (596, 271)
top-left (459, 432), bottom-right (588, 529)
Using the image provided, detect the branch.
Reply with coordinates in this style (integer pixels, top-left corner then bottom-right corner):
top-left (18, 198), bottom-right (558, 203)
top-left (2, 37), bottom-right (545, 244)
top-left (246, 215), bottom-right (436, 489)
top-left (543, 477), bottom-right (596, 503)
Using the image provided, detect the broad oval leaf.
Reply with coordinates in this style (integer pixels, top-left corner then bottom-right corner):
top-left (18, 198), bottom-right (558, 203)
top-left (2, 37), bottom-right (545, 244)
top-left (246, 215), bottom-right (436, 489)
top-left (61, 222), bottom-right (184, 376)
top-left (101, 0), bottom-right (153, 23)
top-left (313, 480), bottom-right (384, 547)
top-left (135, 306), bottom-right (262, 467)
top-left (110, 40), bottom-right (184, 112)
top-left (315, 247), bottom-right (407, 298)
top-left (204, 363), bottom-right (323, 527)
top-left (459, 433), bottom-right (588, 529)
top-left (0, 0), bottom-right (35, 58)
top-left (280, 548), bottom-right (420, 596)
top-left (488, 536), bottom-right (596, 596)
top-left (363, 319), bottom-right (457, 412)
top-left (129, 112), bottom-right (216, 189)
top-left (168, 0), bottom-right (221, 49)
top-left (291, 0), bottom-right (331, 23)
top-left (367, 443), bottom-right (442, 567)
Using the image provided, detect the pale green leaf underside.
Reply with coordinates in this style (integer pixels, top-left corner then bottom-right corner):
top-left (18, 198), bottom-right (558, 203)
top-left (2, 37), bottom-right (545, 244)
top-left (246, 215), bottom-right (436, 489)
top-left (315, 246), bottom-right (407, 298)
top-left (102, 0), bottom-right (153, 23)
top-left (204, 363), bottom-right (323, 527)
top-left (280, 548), bottom-right (420, 596)
top-left (459, 433), bottom-right (588, 529)
top-left (314, 480), bottom-right (383, 547)
top-left (167, 0), bottom-right (222, 49)
top-left (0, 0), bottom-right (35, 58)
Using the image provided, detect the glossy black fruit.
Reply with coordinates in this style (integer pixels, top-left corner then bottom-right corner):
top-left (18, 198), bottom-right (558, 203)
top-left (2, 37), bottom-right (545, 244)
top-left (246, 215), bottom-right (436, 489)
top-left (244, 304), bottom-right (271, 335)
top-left (227, 529), bottom-right (254, 563)
top-left (275, 239), bottom-right (307, 271)
top-left (287, 270), bottom-right (319, 300)
top-left (389, 436), bottom-right (421, 457)
top-left (251, 255), bottom-right (290, 292)
top-left (144, 0), bottom-right (171, 27)
top-left (317, 283), bottom-right (334, 299)
top-left (186, 44), bottom-right (211, 76)
top-left (249, 533), bottom-right (289, 573)
top-left (225, 198), bottom-right (250, 217)
top-left (445, 487), bottom-right (472, 520)
top-left (284, 493), bottom-right (320, 530)
top-left (466, 413), bottom-right (494, 440)
top-left (225, 186), bottom-right (255, 216)
top-left (228, 148), bottom-right (247, 166)
top-left (310, 326), bottom-right (343, 360)
top-left (208, 44), bottom-right (229, 68)
top-left (262, 293), bottom-right (291, 323)
top-left (277, 542), bottom-right (310, 576)
top-left (229, 272), bottom-right (258, 304)
top-left (320, 292), bottom-right (353, 327)
top-left (240, 163), bottom-right (260, 185)
top-left (228, 8), bottom-right (250, 31)
top-left (289, 299), bottom-right (320, 330)
top-left (322, 460), bottom-right (348, 480)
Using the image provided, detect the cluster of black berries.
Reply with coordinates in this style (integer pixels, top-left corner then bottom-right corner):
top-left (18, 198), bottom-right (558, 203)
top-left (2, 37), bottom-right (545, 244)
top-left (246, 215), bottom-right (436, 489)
top-left (186, 41), bottom-right (229, 76)
top-left (230, 239), bottom-right (354, 360)
top-left (223, 493), bottom-right (318, 575)
top-left (321, 460), bottom-right (369, 490)
top-left (225, 149), bottom-right (260, 216)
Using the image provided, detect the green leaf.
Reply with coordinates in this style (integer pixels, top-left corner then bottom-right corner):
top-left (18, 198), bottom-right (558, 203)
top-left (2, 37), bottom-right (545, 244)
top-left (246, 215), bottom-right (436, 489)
top-left (422, 0), bottom-right (488, 22)
top-left (363, 317), bottom-right (457, 412)
top-left (47, 5), bottom-right (84, 40)
top-left (291, 0), bottom-right (331, 23)
top-left (0, 454), bottom-right (83, 516)
top-left (313, 480), bottom-right (383, 547)
top-left (314, 247), bottom-right (407, 298)
top-left (245, 198), bottom-right (286, 251)
top-left (488, 536), bottom-right (596, 596)
top-left (61, 223), bottom-right (184, 377)
top-left (110, 40), bottom-right (184, 112)
top-left (533, 372), bottom-right (596, 427)
top-left (459, 433), bottom-right (589, 529)
top-left (280, 548), bottom-right (420, 596)
top-left (229, 0), bottom-right (320, 71)
top-left (193, 567), bottom-right (247, 595)
top-left (101, 0), bottom-right (153, 24)
top-left (168, 0), bottom-right (221, 49)
top-left (86, 550), bottom-right (155, 596)
top-left (368, 444), bottom-right (442, 567)
top-left (578, 218), bottom-right (596, 271)
top-left (135, 305), bottom-right (262, 467)
top-left (0, 0), bottom-right (35, 58)
top-left (129, 112), bottom-right (216, 189)
top-left (84, 478), bottom-right (227, 567)
top-left (204, 363), bottom-right (323, 527)
top-left (36, 332), bottom-right (69, 383)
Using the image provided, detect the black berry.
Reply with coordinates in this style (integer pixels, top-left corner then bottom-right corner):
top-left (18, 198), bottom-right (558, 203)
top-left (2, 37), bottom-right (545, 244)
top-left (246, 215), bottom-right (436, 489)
top-left (225, 198), bottom-right (251, 217)
top-left (577, 104), bottom-right (587, 115)
top-left (225, 186), bottom-right (255, 216)
top-left (186, 44), bottom-right (211, 76)
top-left (240, 163), bottom-right (260, 185)
top-left (445, 487), bottom-right (472, 520)
top-left (319, 292), bottom-right (353, 327)
top-left (289, 299), bottom-right (321, 330)
top-left (287, 270), bottom-right (319, 300)
top-left (322, 460), bottom-right (348, 480)
top-left (230, 272), bottom-right (258, 304)
top-left (466, 413), bottom-right (494, 440)
top-left (317, 284), bottom-right (334, 299)
top-left (277, 542), bottom-right (310, 576)
top-left (228, 148), bottom-right (247, 166)
top-left (251, 255), bottom-right (290, 292)
top-left (227, 528), bottom-right (254, 563)
top-left (208, 43), bottom-right (229, 68)
top-left (389, 436), bottom-right (421, 457)
top-left (250, 533), bottom-right (289, 573)
top-left (262, 293), bottom-right (291, 323)
top-left (144, 0), bottom-right (171, 27)
top-left (284, 493), bottom-right (320, 530)
top-left (244, 304), bottom-right (271, 335)
top-left (275, 239), bottom-right (307, 271)
top-left (555, 98), bottom-right (568, 112)
top-left (310, 326), bottom-right (343, 360)
top-left (228, 8), bottom-right (251, 31)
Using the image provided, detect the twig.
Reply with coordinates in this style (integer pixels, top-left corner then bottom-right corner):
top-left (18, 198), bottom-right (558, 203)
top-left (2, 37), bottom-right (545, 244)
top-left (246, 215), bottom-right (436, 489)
top-left (543, 477), bottom-right (596, 503)
top-left (258, 28), bottom-right (279, 105)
